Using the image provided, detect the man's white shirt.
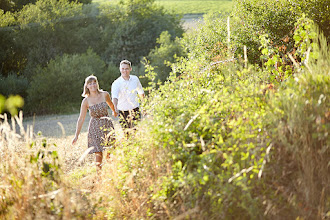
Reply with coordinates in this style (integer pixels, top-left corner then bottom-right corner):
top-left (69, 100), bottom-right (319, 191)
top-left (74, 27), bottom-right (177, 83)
top-left (111, 75), bottom-right (144, 111)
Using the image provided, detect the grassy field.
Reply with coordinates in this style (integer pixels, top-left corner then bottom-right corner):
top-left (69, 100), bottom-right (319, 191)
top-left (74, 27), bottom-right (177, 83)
top-left (93, 0), bottom-right (233, 15)
top-left (154, 0), bottom-right (233, 14)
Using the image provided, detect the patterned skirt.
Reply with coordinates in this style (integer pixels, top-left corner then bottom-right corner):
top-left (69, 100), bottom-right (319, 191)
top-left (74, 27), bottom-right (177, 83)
top-left (87, 116), bottom-right (115, 154)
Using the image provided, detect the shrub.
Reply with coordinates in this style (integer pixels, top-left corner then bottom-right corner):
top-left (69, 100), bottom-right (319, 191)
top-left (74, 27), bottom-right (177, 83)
top-left (141, 59), bottom-right (271, 219)
top-left (98, 62), bottom-right (120, 92)
top-left (146, 31), bottom-right (186, 83)
top-left (0, 74), bottom-right (29, 98)
top-left (26, 49), bottom-right (105, 114)
top-left (107, 11), bottom-right (329, 220)
top-left (232, 0), bottom-right (330, 65)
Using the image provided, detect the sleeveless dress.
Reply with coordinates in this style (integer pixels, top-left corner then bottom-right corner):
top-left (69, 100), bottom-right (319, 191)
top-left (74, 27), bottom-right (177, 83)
top-left (88, 102), bottom-right (115, 154)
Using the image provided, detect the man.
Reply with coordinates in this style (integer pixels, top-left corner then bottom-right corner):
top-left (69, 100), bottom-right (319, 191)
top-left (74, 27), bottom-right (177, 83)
top-left (111, 60), bottom-right (145, 136)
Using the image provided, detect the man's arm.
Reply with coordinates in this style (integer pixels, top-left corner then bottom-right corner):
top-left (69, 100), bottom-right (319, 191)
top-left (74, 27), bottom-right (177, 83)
top-left (136, 76), bottom-right (145, 100)
top-left (112, 98), bottom-right (119, 113)
top-left (111, 81), bottom-right (119, 113)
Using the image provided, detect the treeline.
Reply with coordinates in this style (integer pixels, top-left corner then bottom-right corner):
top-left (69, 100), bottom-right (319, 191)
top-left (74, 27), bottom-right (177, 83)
top-left (0, 0), bottom-right (183, 114)
top-left (0, 0), bottom-right (92, 13)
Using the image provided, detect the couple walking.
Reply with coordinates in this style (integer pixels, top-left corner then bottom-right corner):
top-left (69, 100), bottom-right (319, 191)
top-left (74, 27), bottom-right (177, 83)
top-left (72, 60), bottom-right (145, 170)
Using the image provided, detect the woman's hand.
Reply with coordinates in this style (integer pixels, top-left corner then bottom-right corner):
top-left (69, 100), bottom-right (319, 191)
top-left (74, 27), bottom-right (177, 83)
top-left (72, 136), bottom-right (78, 145)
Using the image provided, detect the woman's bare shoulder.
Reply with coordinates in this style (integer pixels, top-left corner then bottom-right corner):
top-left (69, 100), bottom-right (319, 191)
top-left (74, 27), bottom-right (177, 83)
top-left (82, 97), bottom-right (89, 107)
top-left (100, 90), bottom-right (110, 97)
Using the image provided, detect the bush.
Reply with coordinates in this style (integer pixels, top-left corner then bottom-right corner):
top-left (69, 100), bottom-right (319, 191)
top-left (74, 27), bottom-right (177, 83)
top-left (97, 62), bottom-right (119, 92)
top-left (105, 12), bottom-right (329, 220)
top-left (232, 0), bottom-right (330, 65)
top-left (146, 31), bottom-right (186, 83)
top-left (141, 59), bottom-right (271, 219)
top-left (26, 49), bottom-right (105, 114)
top-left (0, 74), bottom-right (29, 98)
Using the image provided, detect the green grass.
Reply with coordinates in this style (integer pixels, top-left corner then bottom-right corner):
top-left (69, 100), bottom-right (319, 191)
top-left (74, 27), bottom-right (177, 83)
top-left (92, 0), bottom-right (233, 15)
top-left (155, 0), bottom-right (233, 14)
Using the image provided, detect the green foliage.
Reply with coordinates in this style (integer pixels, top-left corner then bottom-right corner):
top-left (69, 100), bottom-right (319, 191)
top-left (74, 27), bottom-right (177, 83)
top-left (295, 0), bottom-right (330, 43)
top-left (117, 7), bottom-right (329, 219)
top-left (0, 0), bottom-right (85, 78)
top-left (26, 49), bottom-right (105, 114)
top-left (182, 12), bottom-right (231, 64)
top-left (293, 15), bottom-right (319, 65)
top-left (17, 0), bottom-right (83, 26)
top-left (0, 74), bottom-right (29, 98)
top-left (232, 0), bottom-right (330, 65)
top-left (97, 63), bottom-right (120, 92)
top-left (0, 0), bottom-right (91, 13)
top-left (0, 0), bottom-right (184, 115)
top-left (0, 94), bottom-right (24, 115)
top-left (146, 31), bottom-right (186, 83)
top-left (102, 0), bottom-right (184, 65)
top-left (0, 0), bottom-right (183, 77)
top-left (258, 15), bottom-right (320, 84)
top-left (265, 27), bottom-right (330, 215)
top-left (29, 138), bottom-right (61, 182)
top-left (142, 58), bottom-right (271, 218)
top-left (0, 0), bottom-right (37, 13)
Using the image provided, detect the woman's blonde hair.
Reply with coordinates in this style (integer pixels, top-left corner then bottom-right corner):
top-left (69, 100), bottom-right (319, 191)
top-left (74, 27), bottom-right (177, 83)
top-left (82, 75), bottom-right (101, 97)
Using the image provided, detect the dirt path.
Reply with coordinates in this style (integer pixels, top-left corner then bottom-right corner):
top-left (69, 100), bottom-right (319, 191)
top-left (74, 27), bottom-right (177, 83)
top-left (182, 14), bottom-right (204, 31)
top-left (23, 112), bottom-right (122, 138)
top-left (21, 112), bottom-right (124, 173)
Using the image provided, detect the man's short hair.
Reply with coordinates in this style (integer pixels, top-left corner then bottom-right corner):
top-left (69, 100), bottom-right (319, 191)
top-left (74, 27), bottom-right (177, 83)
top-left (120, 60), bottom-right (131, 67)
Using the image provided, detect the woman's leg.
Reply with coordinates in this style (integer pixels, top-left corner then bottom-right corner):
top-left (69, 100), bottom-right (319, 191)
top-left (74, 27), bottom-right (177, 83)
top-left (95, 152), bottom-right (103, 171)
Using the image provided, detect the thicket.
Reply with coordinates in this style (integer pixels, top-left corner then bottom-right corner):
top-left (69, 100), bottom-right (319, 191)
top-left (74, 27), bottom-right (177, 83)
top-left (112, 17), bottom-right (329, 219)
top-left (145, 0), bottom-right (329, 86)
top-left (98, 1), bottom-right (329, 218)
top-left (232, 0), bottom-right (330, 65)
top-left (146, 31), bottom-right (186, 83)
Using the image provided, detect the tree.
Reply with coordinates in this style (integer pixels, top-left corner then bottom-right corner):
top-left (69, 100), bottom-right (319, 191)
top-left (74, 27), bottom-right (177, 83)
top-left (102, 0), bottom-right (184, 65)
top-left (147, 31), bottom-right (185, 83)
top-left (0, 0), bottom-right (91, 13)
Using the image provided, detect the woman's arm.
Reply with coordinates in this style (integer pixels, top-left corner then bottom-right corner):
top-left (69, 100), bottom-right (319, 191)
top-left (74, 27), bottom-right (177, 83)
top-left (72, 98), bottom-right (88, 145)
top-left (105, 91), bottom-right (118, 117)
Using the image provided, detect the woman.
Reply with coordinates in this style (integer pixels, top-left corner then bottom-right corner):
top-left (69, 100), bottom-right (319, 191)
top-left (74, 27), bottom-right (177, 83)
top-left (72, 75), bottom-right (118, 171)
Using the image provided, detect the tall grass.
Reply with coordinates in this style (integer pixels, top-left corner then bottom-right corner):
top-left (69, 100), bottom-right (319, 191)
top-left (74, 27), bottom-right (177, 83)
top-left (0, 111), bottom-right (170, 219)
top-left (264, 31), bottom-right (330, 218)
top-left (0, 112), bottom-right (95, 219)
